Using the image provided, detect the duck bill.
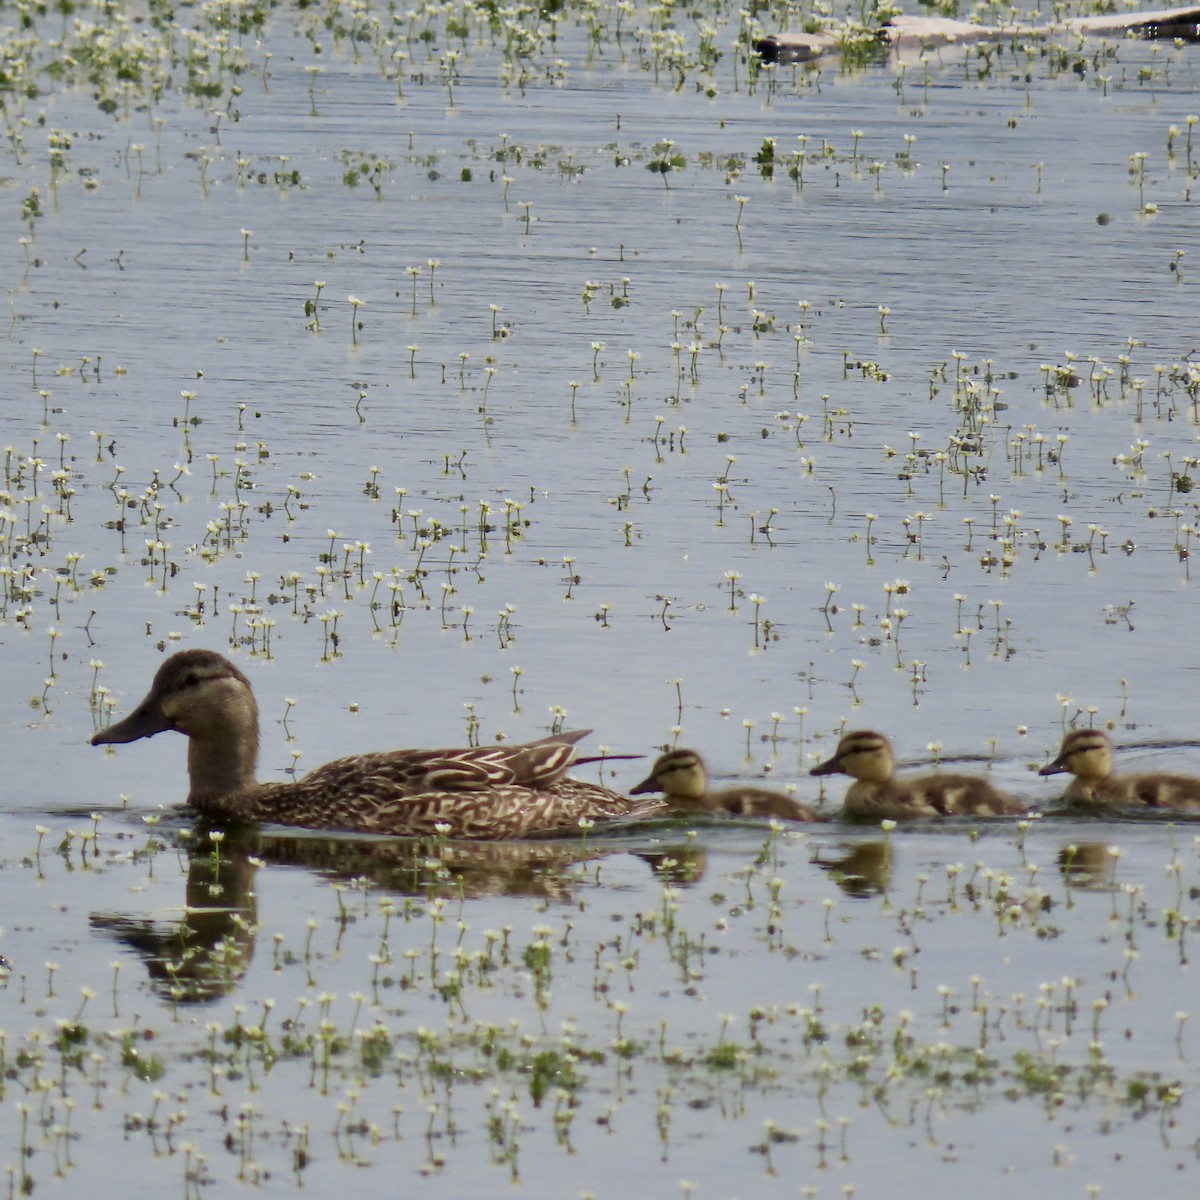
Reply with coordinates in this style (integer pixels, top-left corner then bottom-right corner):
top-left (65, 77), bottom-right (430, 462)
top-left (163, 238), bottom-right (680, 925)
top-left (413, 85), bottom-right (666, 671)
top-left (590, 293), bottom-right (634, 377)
top-left (809, 755), bottom-right (842, 777)
top-left (1038, 758), bottom-right (1067, 777)
top-left (91, 692), bottom-right (172, 746)
top-left (629, 773), bottom-right (659, 795)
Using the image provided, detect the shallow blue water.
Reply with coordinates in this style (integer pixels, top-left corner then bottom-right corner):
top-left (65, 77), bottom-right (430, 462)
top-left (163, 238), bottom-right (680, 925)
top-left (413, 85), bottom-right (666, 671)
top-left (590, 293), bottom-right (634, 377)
top-left (2, 1), bottom-right (1200, 1194)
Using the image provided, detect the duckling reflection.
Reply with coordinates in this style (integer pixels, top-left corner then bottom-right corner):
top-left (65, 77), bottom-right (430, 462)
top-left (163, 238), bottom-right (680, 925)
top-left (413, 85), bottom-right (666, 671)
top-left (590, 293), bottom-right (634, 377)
top-left (811, 839), bottom-right (892, 897)
top-left (634, 845), bottom-right (710, 885)
top-left (1057, 842), bottom-right (1121, 892)
top-left (1040, 729), bottom-right (1200, 812)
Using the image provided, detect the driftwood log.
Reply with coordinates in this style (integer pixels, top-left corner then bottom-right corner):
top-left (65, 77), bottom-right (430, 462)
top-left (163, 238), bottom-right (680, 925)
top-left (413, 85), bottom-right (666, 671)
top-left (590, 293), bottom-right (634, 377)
top-left (756, 7), bottom-right (1200, 65)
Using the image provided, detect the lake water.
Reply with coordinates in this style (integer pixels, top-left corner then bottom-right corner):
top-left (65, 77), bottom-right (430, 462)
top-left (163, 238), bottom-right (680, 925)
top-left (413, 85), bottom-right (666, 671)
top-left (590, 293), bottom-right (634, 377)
top-left (3, 0), bottom-right (1200, 1195)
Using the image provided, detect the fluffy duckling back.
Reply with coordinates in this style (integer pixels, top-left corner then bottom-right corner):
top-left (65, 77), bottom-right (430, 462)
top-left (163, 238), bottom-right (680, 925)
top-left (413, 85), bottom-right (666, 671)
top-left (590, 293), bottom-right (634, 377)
top-left (630, 748), bottom-right (817, 821)
top-left (1039, 729), bottom-right (1200, 812)
top-left (91, 649), bottom-right (663, 839)
top-left (810, 729), bottom-right (1024, 819)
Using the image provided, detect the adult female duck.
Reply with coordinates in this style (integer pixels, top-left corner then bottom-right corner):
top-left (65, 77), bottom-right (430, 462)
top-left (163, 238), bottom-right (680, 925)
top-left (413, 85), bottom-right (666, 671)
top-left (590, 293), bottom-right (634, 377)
top-left (91, 649), bottom-right (659, 839)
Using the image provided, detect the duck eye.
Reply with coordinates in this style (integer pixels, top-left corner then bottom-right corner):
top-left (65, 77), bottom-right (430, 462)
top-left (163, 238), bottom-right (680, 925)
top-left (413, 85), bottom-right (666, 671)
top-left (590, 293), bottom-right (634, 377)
top-left (183, 673), bottom-right (199, 689)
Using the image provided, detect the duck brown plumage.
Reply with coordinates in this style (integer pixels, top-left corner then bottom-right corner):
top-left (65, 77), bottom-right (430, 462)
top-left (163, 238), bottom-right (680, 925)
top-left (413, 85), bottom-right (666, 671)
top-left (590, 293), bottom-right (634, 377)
top-left (90, 649), bottom-right (662, 839)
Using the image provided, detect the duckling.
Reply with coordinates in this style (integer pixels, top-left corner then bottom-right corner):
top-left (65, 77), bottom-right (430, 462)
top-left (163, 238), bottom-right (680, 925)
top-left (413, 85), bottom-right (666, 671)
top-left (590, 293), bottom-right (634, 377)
top-left (1039, 729), bottom-right (1200, 811)
top-left (630, 748), bottom-right (818, 821)
top-left (90, 649), bottom-right (663, 839)
top-left (810, 729), bottom-right (1024, 819)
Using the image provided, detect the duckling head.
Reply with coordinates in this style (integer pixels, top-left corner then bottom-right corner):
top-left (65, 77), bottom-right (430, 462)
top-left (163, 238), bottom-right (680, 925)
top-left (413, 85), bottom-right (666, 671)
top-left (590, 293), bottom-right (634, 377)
top-left (1039, 729), bottom-right (1113, 782)
top-left (630, 749), bottom-right (709, 801)
top-left (91, 649), bottom-right (259, 751)
top-left (810, 730), bottom-right (895, 784)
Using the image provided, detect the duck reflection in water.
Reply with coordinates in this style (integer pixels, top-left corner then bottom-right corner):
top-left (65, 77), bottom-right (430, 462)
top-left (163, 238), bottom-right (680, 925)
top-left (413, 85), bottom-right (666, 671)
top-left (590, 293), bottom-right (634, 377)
top-left (91, 824), bottom-right (260, 1005)
top-left (811, 839), bottom-right (892, 898)
top-left (1057, 841), bottom-right (1125, 892)
top-left (90, 820), bottom-right (707, 1003)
